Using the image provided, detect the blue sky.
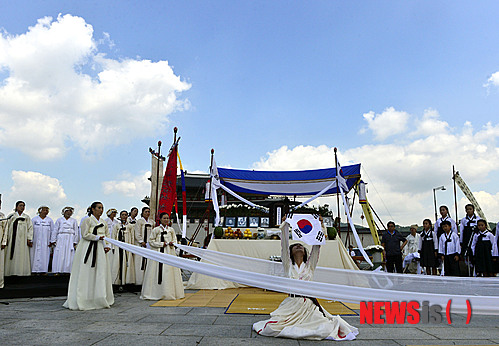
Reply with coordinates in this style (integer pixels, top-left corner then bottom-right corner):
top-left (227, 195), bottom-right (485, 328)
top-left (2, 1), bottom-right (499, 225)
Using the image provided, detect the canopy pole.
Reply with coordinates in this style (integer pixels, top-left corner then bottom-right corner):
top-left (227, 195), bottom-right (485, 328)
top-left (334, 147), bottom-right (340, 237)
top-left (207, 149), bottom-right (215, 237)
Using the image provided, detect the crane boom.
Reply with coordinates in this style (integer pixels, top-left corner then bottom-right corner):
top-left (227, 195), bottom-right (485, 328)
top-left (452, 171), bottom-right (488, 225)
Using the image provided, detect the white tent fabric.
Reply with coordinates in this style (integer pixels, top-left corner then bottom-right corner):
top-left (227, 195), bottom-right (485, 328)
top-left (106, 238), bottom-right (499, 315)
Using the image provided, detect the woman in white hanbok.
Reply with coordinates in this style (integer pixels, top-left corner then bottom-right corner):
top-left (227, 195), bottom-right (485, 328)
top-left (134, 207), bottom-right (154, 285)
top-left (30, 206), bottom-right (54, 273)
top-left (52, 207), bottom-right (79, 273)
top-left (4, 201), bottom-right (33, 276)
top-left (63, 202), bottom-right (114, 310)
top-left (111, 211), bottom-right (136, 285)
top-left (140, 212), bottom-right (184, 300)
top-left (253, 218), bottom-right (359, 341)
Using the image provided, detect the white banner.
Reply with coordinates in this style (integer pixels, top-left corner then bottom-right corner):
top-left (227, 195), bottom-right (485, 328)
top-left (286, 214), bottom-right (325, 245)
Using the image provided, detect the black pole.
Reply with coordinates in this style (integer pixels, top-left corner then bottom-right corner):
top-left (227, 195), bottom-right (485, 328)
top-left (155, 140), bottom-right (162, 221)
top-left (334, 147), bottom-right (340, 236)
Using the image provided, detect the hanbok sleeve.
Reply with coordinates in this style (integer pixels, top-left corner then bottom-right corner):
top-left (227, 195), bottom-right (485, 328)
top-left (149, 228), bottom-right (163, 249)
top-left (27, 216), bottom-right (34, 241)
top-left (307, 224), bottom-right (323, 271)
top-left (103, 222), bottom-right (111, 248)
top-left (451, 219), bottom-right (458, 235)
top-left (167, 228), bottom-right (177, 244)
top-left (433, 231), bottom-right (438, 250)
top-left (51, 219), bottom-right (60, 243)
top-left (489, 233), bottom-right (498, 257)
top-left (418, 233), bottom-right (423, 252)
top-left (438, 234), bottom-right (444, 256)
top-left (453, 234), bottom-right (461, 255)
top-left (49, 219), bottom-right (55, 245)
top-left (72, 219), bottom-right (79, 245)
top-left (280, 221), bottom-right (291, 276)
top-left (459, 219), bottom-right (464, 243)
top-left (81, 218), bottom-right (100, 241)
top-left (471, 233), bottom-right (478, 255)
top-left (135, 221), bottom-right (144, 244)
top-left (0, 219), bottom-right (6, 246)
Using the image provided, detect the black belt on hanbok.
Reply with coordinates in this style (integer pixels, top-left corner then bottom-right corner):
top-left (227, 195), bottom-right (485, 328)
top-left (141, 224), bottom-right (153, 270)
top-left (84, 224), bottom-right (105, 267)
top-left (288, 294), bottom-right (326, 316)
top-left (118, 228), bottom-right (125, 281)
top-left (10, 218), bottom-right (25, 260)
top-left (158, 231), bottom-right (168, 284)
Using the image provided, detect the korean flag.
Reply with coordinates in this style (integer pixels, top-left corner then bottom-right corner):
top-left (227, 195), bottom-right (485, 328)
top-left (286, 214), bottom-right (325, 245)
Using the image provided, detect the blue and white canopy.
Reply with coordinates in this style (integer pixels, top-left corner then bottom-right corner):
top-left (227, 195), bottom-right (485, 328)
top-left (216, 164), bottom-right (361, 196)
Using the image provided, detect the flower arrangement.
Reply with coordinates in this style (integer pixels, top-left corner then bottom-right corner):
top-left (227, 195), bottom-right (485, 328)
top-left (364, 244), bottom-right (384, 252)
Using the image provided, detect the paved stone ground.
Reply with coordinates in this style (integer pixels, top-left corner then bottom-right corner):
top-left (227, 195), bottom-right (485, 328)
top-left (0, 291), bottom-right (498, 345)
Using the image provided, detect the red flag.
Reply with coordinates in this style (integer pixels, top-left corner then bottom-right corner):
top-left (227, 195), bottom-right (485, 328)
top-left (156, 144), bottom-right (177, 225)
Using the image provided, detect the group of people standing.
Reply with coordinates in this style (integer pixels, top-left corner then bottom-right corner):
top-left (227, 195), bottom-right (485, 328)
top-left (0, 200), bottom-right (184, 310)
top-left (382, 204), bottom-right (499, 277)
top-left (0, 200), bottom-right (79, 288)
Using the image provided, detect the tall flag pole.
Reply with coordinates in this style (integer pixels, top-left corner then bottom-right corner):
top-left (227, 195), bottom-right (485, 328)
top-left (178, 152), bottom-right (188, 238)
top-left (149, 141), bottom-right (165, 221)
top-left (156, 130), bottom-right (179, 226)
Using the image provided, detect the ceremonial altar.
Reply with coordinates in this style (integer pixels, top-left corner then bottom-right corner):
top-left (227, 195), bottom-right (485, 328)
top-left (186, 238), bottom-right (358, 289)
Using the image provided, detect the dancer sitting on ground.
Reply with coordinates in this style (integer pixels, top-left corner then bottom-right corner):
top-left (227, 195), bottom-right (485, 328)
top-left (253, 216), bottom-right (359, 341)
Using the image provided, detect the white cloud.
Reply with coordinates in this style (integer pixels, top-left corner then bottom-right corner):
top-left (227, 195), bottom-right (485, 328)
top-left (0, 14), bottom-right (190, 160)
top-left (361, 107), bottom-right (410, 141)
top-left (484, 71), bottom-right (499, 89)
top-left (458, 191), bottom-right (499, 224)
top-left (3, 170), bottom-right (67, 217)
top-left (254, 109), bottom-right (499, 225)
top-left (102, 171), bottom-right (151, 198)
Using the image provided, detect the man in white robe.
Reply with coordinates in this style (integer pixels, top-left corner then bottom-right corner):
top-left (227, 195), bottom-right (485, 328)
top-left (4, 201), bottom-right (33, 276)
top-left (30, 206), bottom-right (54, 273)
top-left (105, 209), bottom-right (119, 235)
top-left (51, 207), bottom-right (79, 273)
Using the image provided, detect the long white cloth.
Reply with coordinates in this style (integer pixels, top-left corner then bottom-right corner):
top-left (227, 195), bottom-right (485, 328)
top-left (106, 238), bottom-right (499, 315)
top-left (176, 243), bottom-right (498, 296)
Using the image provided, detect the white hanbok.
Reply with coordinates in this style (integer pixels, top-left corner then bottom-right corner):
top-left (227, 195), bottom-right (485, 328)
top-left (403, 233), bottom-right (420, 257)
top-left (110, 221), bottom-right (136, 285)
top-left (434, 216), bottom-right (458, 237)
top-left (63, 215), bottom-right (114, 310)
top-left (30, 215), bottom-right (54, 273)
top-left (4, 212), bottom-right (33, 276)
top-left (51, 216), bottom-right (79, 273)
top-left (134, 217), bottom-right (153, 285)
top-left (0, 211), bottom-right (6, 288)
top-left (140, 225), bottom-right (184, 300)
top-left (105, 217), bottom-right (120, 236)
top-left (253, 223), bottom-right (358, 341)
